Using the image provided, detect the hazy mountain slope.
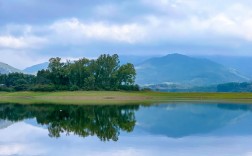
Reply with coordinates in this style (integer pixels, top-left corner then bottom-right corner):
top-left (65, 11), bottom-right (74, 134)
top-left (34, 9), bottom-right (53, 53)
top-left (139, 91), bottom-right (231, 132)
top-left (119, 55), bottom-right (152, 65)
top-left (136, 54), bottom-right (249, 86)
top-left (23, 62), bottom-right (49, 74)
top-left (0, 62), bottom-right (22, 74)
top-left (0, 120), bottom-right (13, 129)
top-left (202, 56), bottom-right (252, 79)
top-left (136, 104), bottom-right (251, 138)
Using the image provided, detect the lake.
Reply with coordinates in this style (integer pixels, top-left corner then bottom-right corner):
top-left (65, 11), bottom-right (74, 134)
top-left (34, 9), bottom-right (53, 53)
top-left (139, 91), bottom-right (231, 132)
top-left (0, 102), bottom-right (252, 156)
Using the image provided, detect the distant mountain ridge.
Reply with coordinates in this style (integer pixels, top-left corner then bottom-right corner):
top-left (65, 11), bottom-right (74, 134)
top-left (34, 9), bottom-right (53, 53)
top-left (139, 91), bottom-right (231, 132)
top-left (20, 54), bottom-right (250, 87)
top-left (0, 62), bottom-right (22, 74)
top-left (23, 62), bottom-right (49, 75)
top-left (136, 53), bottom-right (249, 86)
top-left (0, 120), bottom-right (13, 129)
top-left (202, 55), bottom-right (252, 79)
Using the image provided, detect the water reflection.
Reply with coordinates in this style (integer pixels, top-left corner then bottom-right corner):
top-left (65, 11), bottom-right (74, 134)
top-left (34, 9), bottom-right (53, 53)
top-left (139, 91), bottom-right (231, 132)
top-left (1, 103), bottom-right (252, 155)
top-left (0, 104), bottom-right (139, 141)
top-left (135, 103), bottom-right (252, 138)
top-left (0, 103), bottom-right (252, 141)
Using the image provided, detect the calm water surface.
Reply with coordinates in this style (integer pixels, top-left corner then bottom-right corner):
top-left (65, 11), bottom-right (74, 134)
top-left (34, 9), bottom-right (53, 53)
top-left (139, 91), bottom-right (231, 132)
top-left (0, 103), bottom-right (252, 156)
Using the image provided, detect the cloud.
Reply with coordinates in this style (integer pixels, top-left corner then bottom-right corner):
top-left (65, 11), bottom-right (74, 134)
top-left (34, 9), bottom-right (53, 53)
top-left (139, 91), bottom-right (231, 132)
top-left (1, 0), bottom-right (252, 68)
top-left (0, 35), bottom-right (47, 49)
top-left (0, 144), bottom-right (27, 155)
top-left (50, 18), bottom-right (146, 44)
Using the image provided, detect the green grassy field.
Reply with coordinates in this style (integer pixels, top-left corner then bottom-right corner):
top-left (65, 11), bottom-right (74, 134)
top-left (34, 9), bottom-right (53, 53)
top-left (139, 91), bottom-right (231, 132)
top-left (0, 91), bottom-right (252, 105)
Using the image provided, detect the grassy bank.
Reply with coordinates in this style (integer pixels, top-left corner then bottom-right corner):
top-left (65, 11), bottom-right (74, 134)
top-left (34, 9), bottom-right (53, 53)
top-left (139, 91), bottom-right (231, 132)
top-left (0, 91), bottom-right (252, 105)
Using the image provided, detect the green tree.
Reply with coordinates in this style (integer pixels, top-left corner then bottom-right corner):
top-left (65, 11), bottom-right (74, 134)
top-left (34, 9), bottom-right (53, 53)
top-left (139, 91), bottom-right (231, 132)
top-left (36, 69), bottom-right (51, 84)
top-left (66, 58), bottom-right (90, 88)
top-left (117, 63), bottom-right (136, 86)
top-left (94, 54), bottom-right (120, 90)
top-left (48, 57), bottom-right (69, 87)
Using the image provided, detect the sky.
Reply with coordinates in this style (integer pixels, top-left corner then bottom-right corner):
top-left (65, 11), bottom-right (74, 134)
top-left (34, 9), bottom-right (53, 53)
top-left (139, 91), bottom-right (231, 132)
top-left (1, 0), bottom-right (252, 68)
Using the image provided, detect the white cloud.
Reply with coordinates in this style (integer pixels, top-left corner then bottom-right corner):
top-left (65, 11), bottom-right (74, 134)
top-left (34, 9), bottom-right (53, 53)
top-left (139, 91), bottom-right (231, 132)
top-left (2, 1), bottom-right (252, 49)
top-left (139, 1), bottom-right (252, 42)
top-left (0, 144), bottom-right (26, 155)
top-left (0, 35), bottom-right (47, 49)
top-left (50, 18), bottom-right (147, 44)
top-left (1, 0), bottom-right (252, 66)
top-left (0, 36), bottom-right (27, 49)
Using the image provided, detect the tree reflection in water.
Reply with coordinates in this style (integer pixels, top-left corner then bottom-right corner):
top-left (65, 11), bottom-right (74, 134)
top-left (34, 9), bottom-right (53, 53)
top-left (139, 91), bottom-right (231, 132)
top-left (0, 104), bottom-right (139, 141)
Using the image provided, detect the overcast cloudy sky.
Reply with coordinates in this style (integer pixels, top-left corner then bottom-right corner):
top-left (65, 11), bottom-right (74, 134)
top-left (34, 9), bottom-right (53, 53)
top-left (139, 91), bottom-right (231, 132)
top-left (1, 0), bottom-right (252, 68)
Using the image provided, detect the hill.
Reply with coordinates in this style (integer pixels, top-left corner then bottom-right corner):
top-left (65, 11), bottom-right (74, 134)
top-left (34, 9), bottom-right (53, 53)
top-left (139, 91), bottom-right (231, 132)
top-left (136, 54), bottom-right (249, 86)
top-left (203, 55), bottom-right (252, 79)
top-left (0, 62), bottom-right (22, 74)
top-left (23, 62), bottom-right (49, 74)
top-left (0, 120), bottom-right (13, 129)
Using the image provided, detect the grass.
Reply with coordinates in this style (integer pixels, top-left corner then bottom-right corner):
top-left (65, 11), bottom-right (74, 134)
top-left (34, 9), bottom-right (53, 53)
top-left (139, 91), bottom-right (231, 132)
top-left (0, 91), bottom-right (252, 105)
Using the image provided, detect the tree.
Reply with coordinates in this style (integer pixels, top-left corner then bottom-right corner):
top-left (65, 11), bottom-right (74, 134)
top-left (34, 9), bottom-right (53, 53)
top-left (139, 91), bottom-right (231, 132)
top-left (48, 57), bottom-right (69, 87)
top-left (66, 58), bottom-right (90, 88)
top-left (36, 69), bottom-right (51, 84)
top-left (117, 63), bottom-right (136, 86)
top-left (94, 54), bottom-right (120, 90)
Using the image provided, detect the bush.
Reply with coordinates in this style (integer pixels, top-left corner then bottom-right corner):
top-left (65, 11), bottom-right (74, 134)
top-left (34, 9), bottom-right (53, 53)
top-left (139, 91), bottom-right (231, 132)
top-left (141, 88), bottom-right (152, 91)
top-left (70, 85), bottom-right (80, 91)
top-left (30, 84), bottom-right (56, 92)
top-left (14, 84), bottom-right (29, 91)
top-left (217, 82), bottom-right (252, 92)
top-left (0, 86), bottom-right (14, 92)
top-left (118, 85), bottom-right (140, 91)
top-left (56, 85), bottom-right (69, 91)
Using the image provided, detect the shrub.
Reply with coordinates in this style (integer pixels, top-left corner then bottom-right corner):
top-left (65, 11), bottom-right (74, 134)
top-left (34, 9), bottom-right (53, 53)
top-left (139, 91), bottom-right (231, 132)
top-left (70, 85), bottom-right (80, 91)
top-left (119, 85), bottom-right (140, 91)
top-left (30, 84), bottom-right (56, 92)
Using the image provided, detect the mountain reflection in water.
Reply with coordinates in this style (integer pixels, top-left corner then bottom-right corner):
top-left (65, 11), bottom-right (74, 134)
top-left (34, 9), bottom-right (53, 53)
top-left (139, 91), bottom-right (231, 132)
top-left (0, 103), bottom-right (252, 141)
top-left (1, 103), bottom-right (252, 156)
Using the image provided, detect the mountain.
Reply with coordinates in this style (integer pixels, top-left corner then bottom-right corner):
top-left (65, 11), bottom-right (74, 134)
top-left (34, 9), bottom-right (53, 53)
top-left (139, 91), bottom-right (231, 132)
top-left (201, 56), bottom-right (252, 79)
top-left (0, 62), bottom-right (22, 74)
top-left (119, 55), bottom-right (152, 65)
top-left (136, 53), bottom-right (249, 86)
top-left (23, 62), bottom-right (49, 75)
top-left (136, 104), bottom-right (252, 138)
top-left (0, 120), bottom-right (13, 129)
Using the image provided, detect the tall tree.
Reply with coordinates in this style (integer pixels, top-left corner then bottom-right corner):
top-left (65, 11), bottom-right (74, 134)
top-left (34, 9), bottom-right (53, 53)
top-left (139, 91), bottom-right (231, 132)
top-left (66, 58), bottom-right (90, 88)
top-left (94, 54), bottom-right (120, 90)
top-left (48, 57), bottom-right (69, 86)
top-left (36, 69), bottom-right (51, 84)
top-left (117, 63), bottom-right (136, 86)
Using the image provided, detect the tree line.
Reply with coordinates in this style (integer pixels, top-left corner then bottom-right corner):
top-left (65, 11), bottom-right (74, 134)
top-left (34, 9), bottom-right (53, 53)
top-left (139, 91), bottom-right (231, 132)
top-left (217, 82), bottom-right (252, 92)
top-left (0, 54), bottom-right (139, 91)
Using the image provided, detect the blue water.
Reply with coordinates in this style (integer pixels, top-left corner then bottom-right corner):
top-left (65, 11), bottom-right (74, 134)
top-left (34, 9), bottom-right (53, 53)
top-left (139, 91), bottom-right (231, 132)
top-left (0, 103), bottom-right (252, 156)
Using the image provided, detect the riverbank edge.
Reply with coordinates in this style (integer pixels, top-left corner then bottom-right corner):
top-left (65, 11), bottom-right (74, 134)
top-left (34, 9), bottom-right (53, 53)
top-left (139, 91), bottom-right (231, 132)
top-left (0, 91), bottom-right (252, 105)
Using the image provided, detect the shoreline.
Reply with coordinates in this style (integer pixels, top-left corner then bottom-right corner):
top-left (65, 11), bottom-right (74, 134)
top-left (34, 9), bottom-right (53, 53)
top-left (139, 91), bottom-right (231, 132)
top-left (0, 91), bottom-right (252, 105)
